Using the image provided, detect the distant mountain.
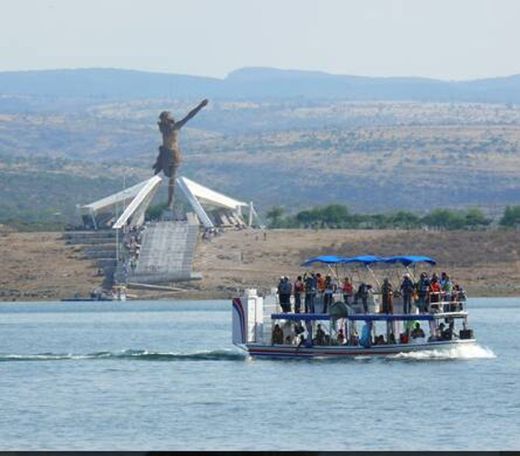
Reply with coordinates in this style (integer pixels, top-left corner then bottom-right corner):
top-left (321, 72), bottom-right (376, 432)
top-left (1, 67), bottom-right (520, 103)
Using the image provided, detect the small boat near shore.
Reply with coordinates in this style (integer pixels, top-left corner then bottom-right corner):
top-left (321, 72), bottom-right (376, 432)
top-left (232, 255), bottom-right (476, 358)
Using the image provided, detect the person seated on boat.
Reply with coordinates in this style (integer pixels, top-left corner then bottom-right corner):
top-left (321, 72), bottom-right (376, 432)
top-left (272, 324), bottom-right (284, 344)
top-left (381, 278), bottom-right (394, 314)
top-left (337, 328), bottom-right (345, 345)
top-left (297, 334), bottom-right (305, 348)
top-left (323, 275), bottom-right (335, 313)
top-left (304, 272), bottom-right (317, 313)
top-left (399, 332), bottom-right (409, 344)
top-left (441, 320), bottom-right (457, 340)
top-left (315, 324), bottom-right (326, 345)
top-left (294, 321), bottom-right (305, 337)
top-left (285, 335), bottom-right (293, 345)
top-left (342, 277), bottom-right (354, 305)
top-left (400, 273), bottom-right (415, 314)
top-left (416, 272), bottom-right (431, 313)
top-left (349, 328), bottom-right (359, 345)
top-left (410, 322), bottom-right (426, 339)
top-left (374, 334), bottom-right (386, 345)
top-left (434, 322), bottom-right (446, 340)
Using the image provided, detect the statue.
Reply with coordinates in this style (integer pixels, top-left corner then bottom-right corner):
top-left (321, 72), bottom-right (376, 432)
top-left (153, 99), bottom-right (209, 209)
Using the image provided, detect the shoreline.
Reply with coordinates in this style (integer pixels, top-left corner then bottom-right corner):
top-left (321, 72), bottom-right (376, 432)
top-left (2, 228), bottom-right (520, 302)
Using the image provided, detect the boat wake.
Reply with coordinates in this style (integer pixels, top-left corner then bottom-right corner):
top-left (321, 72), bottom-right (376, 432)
top-left (0, 349), bottom-right (246, 362)
top-left (387, 343), bottom-right (496, 361)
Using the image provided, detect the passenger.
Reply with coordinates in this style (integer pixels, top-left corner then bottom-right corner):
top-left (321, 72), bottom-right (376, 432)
top-left (436, 322), bottom-right (446, 340)
top-left (416, 272), bottom-right (430, 313)
top-left (400, 273), bottom-right (415, 314)
top-left (337, 328), bottom-right (345, 345)
top-left (277, 276), bottom-right (292, 312)
top-left (293, 275), bottom-right (304, 313)
top-left (316, 324), bottom-right (326, 345)
top-left (342, 277), bottom-right (354, 305)
top-left (316, 273), bottom-right (326, 294)
top-left (272, 324), bottom-right (284, 344)
top-left (349, 329), bottom-right (359, 346)
top-left (452, 284), bottom-right (466, 311)
top-left (304, 273), bottom-right (316, 313)
top-left (285, 335), bottom-right (292, 345)
top-left (374, 335), bottom-right (386, 345)
top-left (388, 333), bottom-right (396, 344)
top-left (294, 321), bottom-right (305, 336)
top-left (440, 272), bottom-right (453, 304)
top-left (357, 283), bottom-right (370, 313)
top-left (297, 334), bottom-right (305, 348)
top-left (410, 322), bottom-right (426, 339)
top-left (381, 278), bottom-right (394, 314)
top-left (323, 275), bottom-right (335, 313)
top-left (429, 275), bottom-right (442, 306)
top-left (277, 277), bottom-right (285, 312)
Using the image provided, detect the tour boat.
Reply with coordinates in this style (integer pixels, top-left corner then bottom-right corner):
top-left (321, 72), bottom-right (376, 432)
top-left (231, 255), bottom-right (476, 358)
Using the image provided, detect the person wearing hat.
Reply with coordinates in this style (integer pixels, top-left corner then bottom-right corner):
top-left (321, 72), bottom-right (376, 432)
top-left (400, 273), bottom-right (415, 314)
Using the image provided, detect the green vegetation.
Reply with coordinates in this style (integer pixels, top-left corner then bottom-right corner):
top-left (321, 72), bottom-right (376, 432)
top-left (500, 205), bottom-right (520, 227)
top-left (267, 204), bottom-right (494, 230)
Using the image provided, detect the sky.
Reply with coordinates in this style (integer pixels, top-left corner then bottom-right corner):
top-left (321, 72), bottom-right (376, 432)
top-left (1, 0), bottom-right (519, 81)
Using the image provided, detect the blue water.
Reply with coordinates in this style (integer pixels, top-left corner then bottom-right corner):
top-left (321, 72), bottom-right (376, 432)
top-left (0, 298), bottom-right (518, 450)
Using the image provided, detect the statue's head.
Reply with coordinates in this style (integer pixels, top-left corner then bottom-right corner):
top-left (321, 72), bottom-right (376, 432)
top-left (159, 111), bottom-right (175, 123)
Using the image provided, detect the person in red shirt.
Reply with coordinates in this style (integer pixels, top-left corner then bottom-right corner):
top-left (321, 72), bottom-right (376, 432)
top-left (293, 275), bottom-right (304, 313)
top-left (429, 276), bottom-right (442, 304)
top-left (342, 277), bottom-right (354, 305)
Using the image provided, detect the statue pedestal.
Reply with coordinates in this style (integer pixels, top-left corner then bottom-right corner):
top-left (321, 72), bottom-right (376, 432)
top-left (162, 209), bottom-right (185, 221)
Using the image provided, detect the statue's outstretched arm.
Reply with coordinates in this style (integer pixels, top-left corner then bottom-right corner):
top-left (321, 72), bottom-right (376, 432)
top-left (176, 99), bottom-right (209, 128)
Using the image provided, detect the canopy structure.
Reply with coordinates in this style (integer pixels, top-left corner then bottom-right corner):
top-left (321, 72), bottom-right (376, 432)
top-left (301, 255), bottom-right (346, 267)
top-left (177, 176), bottom-right (260, 229)
top-left (342, 255), bottom-right (383, 265)
top-left (80, 176), bottom-right (162, 230)
top-left (112, 176), bottom-right (162, 229)
top-left (301, 254), bottom-right (436, 267)
top-left (381, 255), bottom-right (436, 266)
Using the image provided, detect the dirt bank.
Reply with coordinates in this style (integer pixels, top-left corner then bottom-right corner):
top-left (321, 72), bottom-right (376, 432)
top-left (1, 228), bottom-right (520, 301)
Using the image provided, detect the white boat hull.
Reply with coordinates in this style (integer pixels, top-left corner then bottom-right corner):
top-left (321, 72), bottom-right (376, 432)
top-left (240, 338), bottom-right (476, 358)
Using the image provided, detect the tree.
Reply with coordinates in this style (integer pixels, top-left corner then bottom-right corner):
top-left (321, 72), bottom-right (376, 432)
top-left (500, 205), bottom-right (520, 228)
top-left (266, 206), bottom-right (285, 228)
top-left (465, 208), bottom-right (491, 228)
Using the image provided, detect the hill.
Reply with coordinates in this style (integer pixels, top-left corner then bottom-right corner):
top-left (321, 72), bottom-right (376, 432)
top-left (1, 67), bottom-right (520, 103)
top-left (1, 67), bottom-right (520, 225)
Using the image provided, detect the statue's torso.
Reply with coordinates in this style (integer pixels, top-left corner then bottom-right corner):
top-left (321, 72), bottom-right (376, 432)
top-left (159, 122), bottom-right (181, 165)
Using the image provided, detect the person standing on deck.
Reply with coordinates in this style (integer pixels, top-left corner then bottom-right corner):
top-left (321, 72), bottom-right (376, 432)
top-left (342, 277), bottom-right (354, 305)
top-left (416, 272), bottom-right (430, 313)
top-left (304, 273), bottom-right (316, 313)
top-left (400, 273), bottom-right (415, 314)
top-left (381, 278), bottom-right (394, 314)
top-left (293, 275), bottom-right (304, 313)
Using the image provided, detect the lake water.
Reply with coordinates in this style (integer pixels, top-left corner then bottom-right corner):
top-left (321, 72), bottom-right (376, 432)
top-left (0, 297), bottom-right (518, 450)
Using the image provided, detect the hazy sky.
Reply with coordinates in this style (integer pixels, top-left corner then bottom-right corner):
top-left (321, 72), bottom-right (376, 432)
top-left (1, 0), bottom-right (519, 80)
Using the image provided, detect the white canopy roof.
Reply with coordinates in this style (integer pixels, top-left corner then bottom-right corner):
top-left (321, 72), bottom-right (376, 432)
top-left (177, 176), bottom-right (248, 210)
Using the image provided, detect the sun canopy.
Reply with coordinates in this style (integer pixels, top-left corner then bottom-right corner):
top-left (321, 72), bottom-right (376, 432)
top-left (341, 255), bottom-right (383, 265)
top-left (382, 255), bottom-right (436, 266)
top-left (301, 254), bottom-right (436, 268)
top-left (301, 255), bottom-right (346, 267)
